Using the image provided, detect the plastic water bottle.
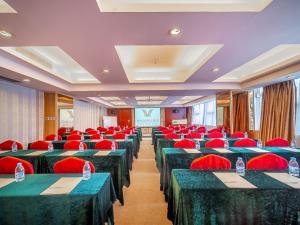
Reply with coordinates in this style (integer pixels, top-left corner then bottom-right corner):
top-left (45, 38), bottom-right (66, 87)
top-left (288, 157), bottom-right (299, 177)
top-left (79, 142), bottom-right (85, 152)
top-left (100, 134), bottom-right (103, 141)
top-left (15, 163), bottom-right (25, 182)
top-left (125, 134), bottom-right (129, 140)
top-left (196, 141), bottom-right (201, 150)
top-left (112, 142), bottom-right (116, 151)
top-left (48, 142), bottom-right (54, 152)
top-left (180, 134), bottom-right (184, 139)
top-left (201, 133), bottom-right (205, 139)
top-left (257, 139), bottom-right (263, 148)
top-left (291, 138), bottom-right (297, 148)
top-left (82, 161), bottom-right (91, 180)
top-left (244, 132), bottom-right (248, 138)
top-left (223, 132), bottom-right (227, 139)
top-left (54, 135), bottom-right (58, 141)
top-left (11, 141), bottom-right (18, 152)
top-left (224, 140), bottom-right (229, 150)
top-left (97, 130), bottom-right (100, 135)
top-left (81, 134), bottom-right (84, 141)
top-left (236, 157), bottom-right (245, 176)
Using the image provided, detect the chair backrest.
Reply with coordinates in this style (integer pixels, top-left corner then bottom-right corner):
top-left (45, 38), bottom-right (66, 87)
top-left (95, 140), bottom-right (119, 150)
top-left (58, 127), bottom-right (67, 136)
top-left (246, 153), bottom-right (288, 170)
top-left (233, 138), bottom-right (256, 147)
top-left (207, 132), bottom-right (223, 138)
top-left (53, 157), bottom-right (95, 174)
top-left (87, 130), bottom-right (97, 135)
top-left (197, 127), bottom-right (206, 133)
top-left (105, 130), bottom-right (115, 135)
top-left (205, 139), bottom-right (225, 148)
top-left (179, 129), bottom-right (189, 134)
top-left (97, 127), bottom-right (107, 132)
top-left (208, 128), bottom-right (221, 133)
top-left (164, 133), bottom-right (180, 139)
top-left (265, 138), bottom-right (289, 147)
top-left (90, 134), bottom-right (101, 140)
top-left (0, 140), bottom-right (23, 150)
top-left (67, 134), bottom-right (81, 140)
top-left (112, 133), bottom-right (126, 139)
top-left (230, 132), bottom-right (245, 138)
top-left (0, 156), bottom-right (34, 174)
top-left (159, 126), bottom-right (167, 131)
top-left (85, 128), bottom-right (94, 132)
top-left (45, 134), bottom-right (62, 141)
top-left (174, 139), bottom-right (196, 148)
top-left (162, 129), bottom-right (173, 134)
top-left (63, 141), bottom-right (87, 150)
top-left (186, 132), bottom-right (201, 139)
top-left (29, 141), bottom-right (49, 150)
top-left (190, 154), bottom-right (231, 170)
top-left (70, 130), bottom-right (82, 135)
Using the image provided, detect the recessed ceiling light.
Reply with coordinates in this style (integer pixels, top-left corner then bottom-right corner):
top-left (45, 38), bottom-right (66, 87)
top-left (22, 78), bottom-right (30, 82)
top-left (103, 68), bottom-right (110, 74)
top-left (213, 67), bottom-right (220, 72)
top-left (0, 30), bottom-right (12, 38)
top-left (169, 28), bottom-right (181, 36)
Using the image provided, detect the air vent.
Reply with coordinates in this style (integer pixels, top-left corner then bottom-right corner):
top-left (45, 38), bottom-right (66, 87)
top-left (0, 75), bottom-right (21, 83)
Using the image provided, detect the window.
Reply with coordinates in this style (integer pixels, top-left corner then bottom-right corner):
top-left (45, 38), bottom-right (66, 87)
top-left (295, 78), bottom-right (300, 135)
top-left (192, 98), bottom-right (216, 126)
top-left (253, 87), bottom-right (263, 130)
top-left (192, 103), bottom-right (204, 125)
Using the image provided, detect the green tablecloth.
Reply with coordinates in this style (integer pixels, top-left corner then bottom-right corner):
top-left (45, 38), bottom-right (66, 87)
top-left (0, 173), bottom-right (116, 225)
top-left (168, 169), bottom-right (300, 225)
top-left (161, 147), bottom-right (300, 201)
top-left (0, 149), bottom-right (129, 205)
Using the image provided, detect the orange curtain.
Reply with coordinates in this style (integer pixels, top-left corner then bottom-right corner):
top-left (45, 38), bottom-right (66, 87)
top-left (260, 80), bottom-right (295, 143)
top-left (232, 92), bottom-right (249, 133)
top-left (187, 107), bottom-right (192, 125)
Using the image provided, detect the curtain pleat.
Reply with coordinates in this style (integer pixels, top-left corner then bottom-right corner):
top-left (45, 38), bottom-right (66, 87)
top-left (232, 92), bottom-right (249, 133)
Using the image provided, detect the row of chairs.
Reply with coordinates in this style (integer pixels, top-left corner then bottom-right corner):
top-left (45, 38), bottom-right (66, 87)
top-left (58, 126), bottom-right (135, 136)
top-left (164, 131), bottom-right (245, 138)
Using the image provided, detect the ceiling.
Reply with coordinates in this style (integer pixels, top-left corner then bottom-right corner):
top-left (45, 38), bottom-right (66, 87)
top-left (0, 0), bottom-right (300, 107)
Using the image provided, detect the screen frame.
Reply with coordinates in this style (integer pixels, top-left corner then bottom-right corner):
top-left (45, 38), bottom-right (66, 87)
top-left (134, 107), bottom-right (161, 128)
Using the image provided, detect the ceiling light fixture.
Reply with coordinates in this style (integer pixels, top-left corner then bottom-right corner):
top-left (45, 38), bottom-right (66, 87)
top-left (212, 67), bottom-right (220, 72)
top-left (0, 30), bottom-right (12, 38)
top-left (22, 78), bottom-right (30, 82)
top-left (169, 28), bottom-right (181, 36)
top-left (103, 68), bottom-right (110, 74)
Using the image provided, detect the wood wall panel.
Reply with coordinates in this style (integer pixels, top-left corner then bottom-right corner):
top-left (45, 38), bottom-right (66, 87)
top-left (44, 93), bottom-right (58, 138)
top-left (107, 108), bottom-right (133, 127)
top-left (164, 107), bottom-right (187, 126)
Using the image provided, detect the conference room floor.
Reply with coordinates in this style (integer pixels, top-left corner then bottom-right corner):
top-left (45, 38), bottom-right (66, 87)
top-left (114, 138), bottom-right (172, 225)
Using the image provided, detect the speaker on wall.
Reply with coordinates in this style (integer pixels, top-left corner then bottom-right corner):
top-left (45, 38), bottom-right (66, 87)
top-left (110, 109), bottom-right (117, 115)
top-left (172, 109), bottom-right (180, 113)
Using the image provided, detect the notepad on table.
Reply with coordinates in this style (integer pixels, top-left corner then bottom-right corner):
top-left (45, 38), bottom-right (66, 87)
top-left (0, 178), bottom-right (14, 189)
top-left (60, 151), bottom-right (77, 156)
top-left (212, 148), bottom-right (233, 153)
top-left (265, 173), bottom-right (300, 188)
top-left (183, 148), bottom-right (200, 154)
top-left (94, 151), bottom-right (111, 156)
top-left (281, 147), bottom-right (300, 152)
top-left (246, 148), bottom-right (268, 153)
top-left (26, 151), bottom-right (46, 156)
top-left (213, 172), bottom-right (257, 188)
top-left (41, 177), bottom-right (82, 195)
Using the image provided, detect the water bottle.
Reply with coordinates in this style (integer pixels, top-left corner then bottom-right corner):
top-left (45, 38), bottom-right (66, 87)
top-left (54, 135), bottom-right (58, 141)
top-left (125, 134), bottom-right (129, 140)
top-left (196, 141), bottom-right (201, 150)
top-left (112, 142), bottom-right (116, 151)
top-left (79, 142), bottom-right (84, 152)
top-left (291, 138), bottom-right (297, 148)
top-left (15, 163), bottom-right (25, 182)
top-left (257, 139), bottom-right (263, 148)
top-left (224, 140), bottom-right (229, 150)
top-left (81, 134), bottom-right (84, 141)
top-left (244, 132), bottom-right (248, 138)
top-left (236, 157), bottom-right (245, 176)
top-left (288, 157), bottom-right (299, 177)
top-left (97, 130), bottom-right (100, 135)
top-left (201, 133), bottom-right (205, 139)
top-left (11, 141), bottom-right (18, 152)
top-left (100, 134), bottom-right (103, 141)
top-left (48, 142), bottom-right (54, 152)
top-left (180, 134), bottom-right (184, 139)
top-left (82, 161), bottom-right (91, 180)
top-left (223, 132), bottom-right (227, 139)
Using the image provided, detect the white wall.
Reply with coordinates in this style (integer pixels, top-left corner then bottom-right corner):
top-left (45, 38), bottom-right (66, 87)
top-left (0, 80), bottom-right (44, 148)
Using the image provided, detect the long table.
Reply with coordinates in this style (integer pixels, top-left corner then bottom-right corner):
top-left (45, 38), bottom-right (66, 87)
top-left (0, 149), bottom-right (129, 205)
top-left (168, 169), bottom-right (300, 225)
top-left (161, 147), bottom-right (300, 201)
top-left (0, 173), bottom-right (116, 225)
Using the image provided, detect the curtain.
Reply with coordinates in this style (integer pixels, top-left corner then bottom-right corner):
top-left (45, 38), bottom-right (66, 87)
top-left (0, 80), bottom-right (44, 148)
top-left (232, 92), bottom-right (249, 133)
top-left (260, 80), bottom-right (295, 143)
top-left (187, 107), bottom-right (192, 125)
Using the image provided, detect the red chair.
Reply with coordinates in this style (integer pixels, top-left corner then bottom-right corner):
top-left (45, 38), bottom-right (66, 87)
top-left (97, 127), bottom-right (107, 132)
top-left (179, 129), bottom-right (189, 134)
top-left (186, 132), bottom-right (201, 139)
top-left (205, 139), bottom-right (225, 148)
top-left (190, 154), bottom-right (231, 170)
top-left (174, 139), bottom-right (196, 149)
top-left (87, 130), bottom-right (97, 135)
top-left (63, 141), bottom-right (87, 150)
top-left (85, 128), bottom-right (94, 132)
top-left (124, 129), bottom-right (133, 134)
top-left (29, 141), bottom-right (49, 150)
top-left (207, 132), bottom-right (223, 138)
top-left (114, 127), bottom-right (120, 132)
top-left (45, 134), bottom-right (62, 141)
top-left (159, 126), bottom-right (167, 131)
top-left (197, 127), bottom-right (206, 133)
top-left (67, 134), bottom-right (81, 140)
top-left (112, 133), bottom-right (126, 139)
top-left (0, 140), bottom-right (23, 150)
top-left (265, 138), bottom-right (289, 147)
top-left (90, 134), bottom-right (101, 140)
top-left (95, 140), bottom-right (118, 150)
top-left (162, 129), bottom-right (173, 134)
top-left (234, 138), bottom-right (256, 147)
top-left (246, 153), bottom-right (288, 170)
top-left (58, 127), bottom-right (67, 136)
top-left (70, 130), bottom-right (82, 135)
top-left (53, 157), bottom-right (95, 174)
top-left (209, 128), bottom-right (221, 133)
top-left (230, 132), bottom-right (245, 138)
top-left (164, 133), bottom-right (180, 139)
top-left (0, 156), bottom-right (34, 174)
top-left (105, 130), bottom-right (115, 135)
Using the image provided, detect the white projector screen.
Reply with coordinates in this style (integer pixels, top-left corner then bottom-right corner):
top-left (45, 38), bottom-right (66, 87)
top-left (135, 108), bottom-right (161, 127)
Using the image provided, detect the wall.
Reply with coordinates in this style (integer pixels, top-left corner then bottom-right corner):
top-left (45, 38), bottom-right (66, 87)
top-left (164, 107), bottom-right (187, 126)
top-left (107, 108), bottom-right (133, 127)
top-left (0, 80), bottom-right (44, 148)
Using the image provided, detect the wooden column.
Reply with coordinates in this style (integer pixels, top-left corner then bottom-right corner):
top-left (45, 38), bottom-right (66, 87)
top-left (44, 93), bottom-right (58, 138)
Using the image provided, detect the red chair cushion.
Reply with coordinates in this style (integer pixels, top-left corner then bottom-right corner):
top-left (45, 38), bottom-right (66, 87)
top-left (174, 139), bottom-right (196, 149)
top-left (162, 129), bottom-right (173, 134)
top-left (186, 132), bottom-right (201, 139)
top-left (265, 138), bottom-right (289, 147)
top-left (230, 132), bottom-right (245, 138)
top-left (90, 134), bottom-right (101, 140)
top-left (70, 130), bottom-right (82, 135)
top-left (205, 139), bottom-right (225, 148)
top-left (197, 127), bottom-right (206, 133)
top-left (234, 138), bottom-right (256, 147)
top-left (209, 128), bottom-right (221, 133)
top-left (97, 127), bottom-right (107, 132)
top-left (179, 129), bottom-right (189, 134)
top-left (87, 130), bottom-right (97, 135)
top-left (85, 128), bottom-right (94, 132)
top-left (53, 157), bottom-right (95, 174)
top-left (207, 132), bottom-right (223, 138)
top-left (246, 153), bottom-right (288, 170)
top-left (105, 130), bottom-right (115, 135)
top-left (0, 156), bottom-right (34, 174)
top-left (45, 134), bottom-right (62, 141)
top-left (63, 141), bottom-right (87, 150)
top-left (29, 141), bottom-right (49, 150)
top-left (190, 154), bottom-right (231, 170)
top-left (67, 134), bottom-right (81, 140)
top-left (0, 140), bottom-right (23, 150)
top-left (164, 133), bottom-right (180, 139)
top-left (95, 140), bottom-right (118, 150)
top-left (112, 133), bottom-right (126, 139)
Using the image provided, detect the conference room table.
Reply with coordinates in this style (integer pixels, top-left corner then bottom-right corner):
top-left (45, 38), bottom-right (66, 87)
top-left (161, 146), bottom-right (300, 201)
top-left (0, 173), bottom-right (116, 225)
top-left (168, 169), bottom-right (300, 225)
top-left (0, 149), bottom-right (129, 205)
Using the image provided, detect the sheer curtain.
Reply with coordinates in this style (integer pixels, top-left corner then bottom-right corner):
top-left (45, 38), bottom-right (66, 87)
top-left (192, 99), bottom-right (216, 126)
top-left (295, 78), bottom-right (300, 146)
top-left (0, 80), bottom-right (44, 148)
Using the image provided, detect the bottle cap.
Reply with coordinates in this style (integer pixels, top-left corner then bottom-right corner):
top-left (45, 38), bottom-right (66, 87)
top-left (17, 162), bottom-right (22, 166)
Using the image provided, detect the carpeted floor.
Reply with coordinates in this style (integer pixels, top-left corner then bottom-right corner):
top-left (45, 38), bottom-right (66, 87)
top-left (114, 138), bottom-right (172, 225)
